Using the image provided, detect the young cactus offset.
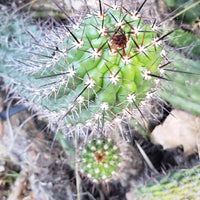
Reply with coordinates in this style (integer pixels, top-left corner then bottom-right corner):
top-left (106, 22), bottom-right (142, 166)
top-left (79, 137), bottom-right (121, 182)
top-left (0, 0), bottom-right (171, 133)
top-left (79, 135), bottom-right (143, 183)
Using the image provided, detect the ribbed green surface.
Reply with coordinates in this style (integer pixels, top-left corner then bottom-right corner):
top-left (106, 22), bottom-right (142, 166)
top-left (80, 137), bottom-right (121, 181)
top-left (134, 166), bottom-right (200, 200)
top-left (0, 6), bottom-right (165, 126)
top-left (170, 29), bottom-right (200, 58)
top-left (0, 11), bottom-right (37, 70)
top-left (160, 54), bottom-right (200, 116)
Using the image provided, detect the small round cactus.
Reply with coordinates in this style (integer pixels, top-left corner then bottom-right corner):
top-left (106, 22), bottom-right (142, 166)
top-left (79, 135), bottom-right (143, 183)
top-left (79, 137), bottom-right (121, 182)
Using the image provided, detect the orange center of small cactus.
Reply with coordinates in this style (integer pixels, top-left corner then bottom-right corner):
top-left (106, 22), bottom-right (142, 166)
top-left (94, 152), bottom-right (106, 163)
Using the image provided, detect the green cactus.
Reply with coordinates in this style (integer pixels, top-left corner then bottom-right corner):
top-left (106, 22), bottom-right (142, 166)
top-left (0, 0), bottom-right (165, 186)
top-left (160, 53), bottom-right (200, 116)
top-left (0, 0), bottom-right (170, 132)
top-left (77, 134), bottom-right (144, 184)
top-left (1, 0), bottom-right (199, 187)
top-left (133, 165), bottom-right (200, 199)
top-left (163, 0), bottom-right (200, 24)
top-left (170, 29), bottom-right (200, 58)
top-left (79, 136), bottom-right (121, 182)
top-left (0, 9), bottom-right (40, 84)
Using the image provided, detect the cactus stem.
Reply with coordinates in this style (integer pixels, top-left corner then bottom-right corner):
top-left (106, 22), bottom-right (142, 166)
top-left (0, 0), bottom-right (174, 135)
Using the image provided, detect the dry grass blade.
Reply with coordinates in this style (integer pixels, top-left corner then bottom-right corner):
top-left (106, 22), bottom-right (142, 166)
top-left (135, 140), bottom-right (159, 174)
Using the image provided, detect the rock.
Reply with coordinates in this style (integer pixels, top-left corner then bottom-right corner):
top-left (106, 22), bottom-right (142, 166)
top-left (151, 109), bottom-right (200, 156)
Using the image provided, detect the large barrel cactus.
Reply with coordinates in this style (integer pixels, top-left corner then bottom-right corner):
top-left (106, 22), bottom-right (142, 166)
top-left (0, 0), bottom-right (171, 134)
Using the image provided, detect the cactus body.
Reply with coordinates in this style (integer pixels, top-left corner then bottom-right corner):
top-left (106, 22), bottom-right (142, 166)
top-left (1, 0), bottom-right (200, 193)
top-left (164, 0), bottom-right (200, 25)
top-left (160, 54), bottom-right (200, 116)
top-left (0, 1), bottom-right (164, 185)
top-left (0, 10), bottom-right (36, 69)
top-left (79, 137), bottom-right (121, 182)
top-left (0, 3), bottom-right (168, 130)
top-left (134, 165), bottom-right (200, 200)
top-left (78, 135), bottom-right (143, 183)
top-left (170, 29), bottom-right (200, 59)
